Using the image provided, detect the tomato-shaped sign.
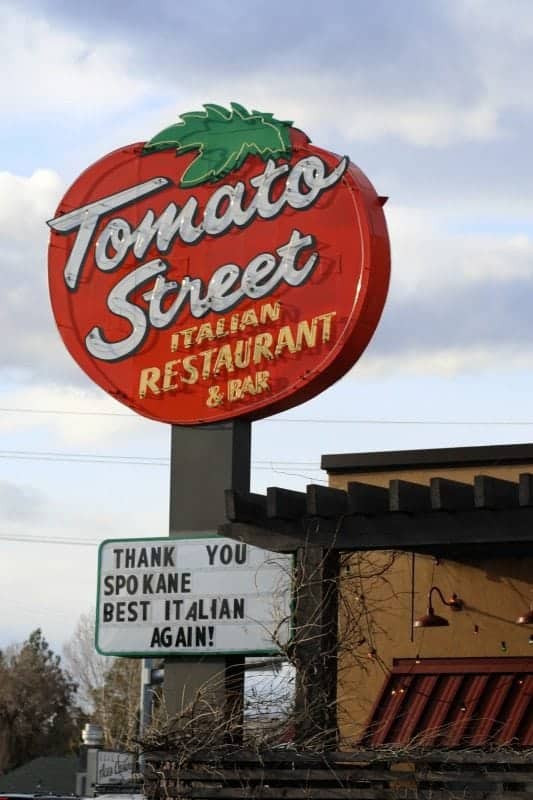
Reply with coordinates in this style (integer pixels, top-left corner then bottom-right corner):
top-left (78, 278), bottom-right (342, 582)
top-left (48, 103), bottom-right (390, 424)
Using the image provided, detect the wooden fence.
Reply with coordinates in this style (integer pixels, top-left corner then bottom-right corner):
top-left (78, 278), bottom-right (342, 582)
top-left (144, 747), bottom-right (533, 799)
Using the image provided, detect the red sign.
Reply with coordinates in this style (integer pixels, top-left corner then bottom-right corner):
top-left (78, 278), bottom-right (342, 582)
top-left (48, 104), bottom-right (390, 424)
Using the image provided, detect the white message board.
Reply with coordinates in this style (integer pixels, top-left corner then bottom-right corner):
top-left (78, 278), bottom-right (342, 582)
top-left (96, 536), bottom-right (293, 656)
top-left (96, 750), bottom-right (136, 785)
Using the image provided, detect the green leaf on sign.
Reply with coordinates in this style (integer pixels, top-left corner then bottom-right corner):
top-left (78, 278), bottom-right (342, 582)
top-left (143, 102), bottom-right (294, 187)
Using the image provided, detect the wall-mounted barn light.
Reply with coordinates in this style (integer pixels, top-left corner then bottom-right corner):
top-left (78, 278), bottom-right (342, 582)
top-left (414, 585), bottom-right (464, 628)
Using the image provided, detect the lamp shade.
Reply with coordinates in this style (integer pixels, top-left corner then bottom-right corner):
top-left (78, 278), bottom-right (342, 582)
top-left (516, 609), bottom-right (533, 625)
top-left (414, 610), bottom-right (450, 628)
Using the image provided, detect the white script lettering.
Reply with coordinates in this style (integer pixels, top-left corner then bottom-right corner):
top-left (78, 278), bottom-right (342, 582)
top-left (85, 229), bottom-right (318, 361)
top-left (48, 155), bottom-right (348, 292)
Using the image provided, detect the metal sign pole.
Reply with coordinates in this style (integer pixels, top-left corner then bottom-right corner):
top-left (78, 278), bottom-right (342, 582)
top-left (162, 420), bottom-right (251, 736)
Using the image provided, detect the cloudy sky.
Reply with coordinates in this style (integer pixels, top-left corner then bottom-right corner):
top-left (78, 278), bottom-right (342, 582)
top-left (2, 0), bottom-right (533, 653)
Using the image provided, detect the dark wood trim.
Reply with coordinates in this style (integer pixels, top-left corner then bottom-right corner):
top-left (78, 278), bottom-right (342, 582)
top-left (322, 442), bottom-right (533, 474)
top-left (392, 656), bottom-right (533, 673)
top-left (389, 479), bottom-right (431, 512)
top-left (474, 475), bottom-right (519, 508)
top-left (293, 545), bottom-right (338, 747)
top-left (430, 478), bottom-right (474, 511)
top-left (347, 481), bottom-right (389, 514)
top-left (220, 506), bottom-right (533, 556)
top-left (307, 484), bottom-right (348, 517)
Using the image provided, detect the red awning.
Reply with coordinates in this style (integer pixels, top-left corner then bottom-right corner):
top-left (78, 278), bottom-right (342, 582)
top-left (361, 657), bottom-right (533, 748)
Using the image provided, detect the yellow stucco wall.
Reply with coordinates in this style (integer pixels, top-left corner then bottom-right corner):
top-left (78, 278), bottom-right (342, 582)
top-left (329, 462), bottom-right (533, 744)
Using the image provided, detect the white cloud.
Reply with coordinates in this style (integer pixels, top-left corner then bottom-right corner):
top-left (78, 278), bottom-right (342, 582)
top-left (0, 383), bottom-right (165, 447)
top-left (8, 1), bottom-right (533, 152)
top-left (386, 205), bottom-right (533, 296)
top-left (0, 167), bottom-right (76, 378)
top-left (357, 343), bottom-right (533, 378)
top-left (0, 480), bottom-right (44, 521)
top-left (0, 2), bottom-right (149, 119)
top-left (174, 80), bottom-right (502, 149)
top-left (0, 168), bottom-right (63, 241)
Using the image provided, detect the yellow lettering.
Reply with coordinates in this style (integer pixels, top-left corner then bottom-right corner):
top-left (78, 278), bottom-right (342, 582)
top-left (234, 339), bottom-right (251, 369)
top-left (227, 370), bottom-right (271, 402)
top-left (317, 312), bottom-right (336, 342)
top-left (260, 302), bottom-right (281, 323)
top-left (253, 333), bottom-right (274, 364)
top-left (239, 308), bottom-right (259, 329)
top-left (215, 318), bottom-right (228, 338)
top-left (275, 325), bottom-right (297, 356)
top-left (139, 366), bottom-right (161, 398)
top-left (227, 379), bottom-right (242, 402)
top-left (214, 344), bottom-right (234, 375)
top-left (181, 327), bottom-right (197, 348)
top-left (295, 318), bottom-right (318, 351)
top-left (182, 355), bottom-right (199, 385)
top-left (170, 333), bottom-right (179, 352)
top-left (206, 385), bottom-right (224, 406)
top-left (240, 374), bottom-right (256, 397)
top-left (196, 322), bottom-right (215, 344)
top-left (163, 360), bottom-right (180, 392)
top-left (199, 348), bottom-right (215, 379)
top-left (255, 370), bottom-right (270, 392)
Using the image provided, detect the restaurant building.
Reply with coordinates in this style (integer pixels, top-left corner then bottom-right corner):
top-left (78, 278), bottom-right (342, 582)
top-left (322, 441), bottom-right (533, 748)
top-left (224, 440), bottom-right (533, 749)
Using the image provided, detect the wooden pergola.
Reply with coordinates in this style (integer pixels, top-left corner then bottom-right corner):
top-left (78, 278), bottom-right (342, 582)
top-left (221, 472), bottom-right (533, 558)
top-left (220, 464), bottom-right (533, 743)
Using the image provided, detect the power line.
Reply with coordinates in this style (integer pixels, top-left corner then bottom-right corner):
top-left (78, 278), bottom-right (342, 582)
top-left (0, 449), bottom-right (168, 466)
top-left (0, 406), bottom-right (134, 417)
top-left (2, 405), bottom-right (533, 425)
top-left (0, 448), bottom-right (322, 468)
top-left (0, 533), bottom-right (99, 546)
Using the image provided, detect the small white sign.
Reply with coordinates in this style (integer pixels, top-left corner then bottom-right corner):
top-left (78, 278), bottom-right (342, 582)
top-left (96, 750), bottom-right (135, 785)
top-left (96, 536), bottom-right (292, 656)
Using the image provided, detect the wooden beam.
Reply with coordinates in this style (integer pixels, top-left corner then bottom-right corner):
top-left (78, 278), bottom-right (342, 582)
top-left (346, 481), bottom-right (388, 514)
top-left (293, 544), bottom-right (338, 747)
top-left (519, 473), bottom-right (533, 506)
top-left (220, 506), bottom-right (533, 554)
top-left (474, 475), bottom-right (518, 508)
top-left (219, 521), bottom-right (305, 552)
top-left (430, 477), bottom-right (474, 511)
top-left (225, 489), bottom-right (267, 523)
top-left (306, 484), bottom-right (348, 517)
top-left (267, 487), bottom-right (307, 519)
top-left (389, 479), bottom-right (431, 512)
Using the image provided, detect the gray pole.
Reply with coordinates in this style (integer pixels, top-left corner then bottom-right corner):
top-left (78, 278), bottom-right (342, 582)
top-left (139, 658), bottom-right (153, 739)
top-left (163, 420), bottom-right (251, 735)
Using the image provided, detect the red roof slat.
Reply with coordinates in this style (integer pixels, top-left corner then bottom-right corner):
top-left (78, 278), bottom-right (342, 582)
top-left (394, 674), bottom-right (439, 743)
top-left (441, 674), bottom-right (488, 747)
top-left (361, 657), bottom-right (533, 748)
top-left (418, 674), bottom-right (463, 747)
top-left (496, 674), bottom-right (533, 745)
top-left (366, 674), bottom-right (413, 746)
top-left (469, 674), bottom-right (514, 746)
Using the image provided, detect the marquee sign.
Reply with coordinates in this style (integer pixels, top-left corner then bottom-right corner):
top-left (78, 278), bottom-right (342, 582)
top-left (96, 535), bottom-right (292, 656)
top-left (96, 751), bottom-right (136, 786)
top-left (48, 103), bottom-right (390, 424)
